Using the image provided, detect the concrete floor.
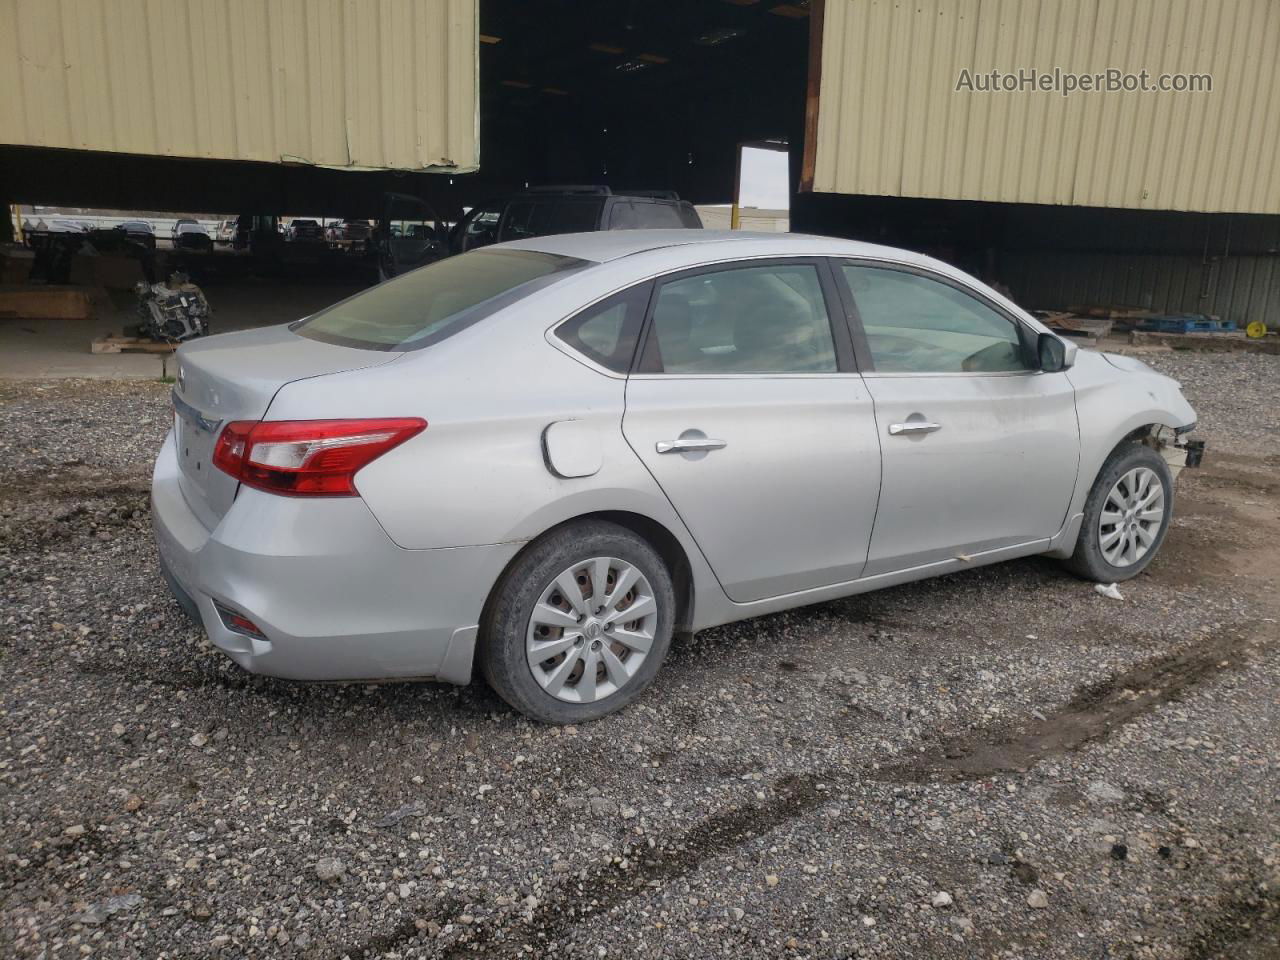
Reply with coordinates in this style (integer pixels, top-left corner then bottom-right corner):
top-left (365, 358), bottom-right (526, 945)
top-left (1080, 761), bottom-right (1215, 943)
top-left (0, 277), bottom-right (366, 379)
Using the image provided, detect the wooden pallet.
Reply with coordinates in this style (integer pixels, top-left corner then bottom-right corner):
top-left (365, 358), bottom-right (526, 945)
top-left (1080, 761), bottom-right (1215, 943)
top-left (1036, 311), bottom-right (1113, 342)
top-left (91, 335), bottom-right (178, 354)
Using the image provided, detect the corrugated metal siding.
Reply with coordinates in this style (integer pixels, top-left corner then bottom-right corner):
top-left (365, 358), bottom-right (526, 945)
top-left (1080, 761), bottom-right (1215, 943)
top-left (811, 0), bottom-right (1280, 214)
top-left (1004, 252), bottom-right (1280, 328)
top-left (0, 0), bottom-right (477, 173)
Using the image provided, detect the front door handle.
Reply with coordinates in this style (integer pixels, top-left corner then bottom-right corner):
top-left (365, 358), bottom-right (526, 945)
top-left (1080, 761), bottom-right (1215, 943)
top-left (656, 437), bottom-right (728, 454)
top-left (888, 421), bottom-right (942, 436)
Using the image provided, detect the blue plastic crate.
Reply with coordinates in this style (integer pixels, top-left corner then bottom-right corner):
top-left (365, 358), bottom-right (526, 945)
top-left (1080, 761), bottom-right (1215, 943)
top-left (1137, 315), bottom-right (1237, 334)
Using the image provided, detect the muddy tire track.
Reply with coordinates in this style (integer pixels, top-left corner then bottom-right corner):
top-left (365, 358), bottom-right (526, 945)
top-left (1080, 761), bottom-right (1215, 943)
top-left (879, 629), bottom-right (1255, 782)
top-left (340, 774), bottom-right (826, 959)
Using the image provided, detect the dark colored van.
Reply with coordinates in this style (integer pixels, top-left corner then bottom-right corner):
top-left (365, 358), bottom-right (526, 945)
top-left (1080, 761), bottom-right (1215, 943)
top-left (449, 186), bottom-right (702, 255)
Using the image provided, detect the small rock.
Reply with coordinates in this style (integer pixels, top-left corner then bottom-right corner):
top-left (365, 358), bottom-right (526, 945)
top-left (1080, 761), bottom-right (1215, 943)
top-left (398, 883), bottom-right (411, 899)
top-left (111, 723), bottom-right (126, 737)
top-left (63, 824), bottom-right (86, 837)
top-left (72, 893), bottom-right (143, 925)
top-left (861, 915), bottom-right (877, 927)
top-left (983, 850), bottom-right (1007, 866)
top-left (1110, 843), bottom-right (1128, 861)
top-left (315, 857), bottom-right (345, 882)
top-left (931, 891), bottom-right (953, 908)
top-left (953, 917), bottom-right (975, 933)
top-left (588, 797), bottom-right (613, 816)
top-left (730, 907), bottom-right (745, 921)
top-left (1087, 780), bottom-right (1125, 804)
top-left (620, 807), bottom-right (638, 820)
top-left (765, 874), bottom-right (779, 887)
top-left (1027, 889), bottom-right (1049, 909)
top-left (1012, 861), bottom-right (1039, 885)
top-left (190, 732), bottom-right (208, 748)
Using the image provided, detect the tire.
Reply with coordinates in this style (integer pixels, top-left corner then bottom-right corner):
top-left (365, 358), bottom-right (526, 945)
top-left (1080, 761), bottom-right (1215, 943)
top-left (478, 520), bottom-right (675, 724)
top-left (1065, 441), bottom-right (1173, 582)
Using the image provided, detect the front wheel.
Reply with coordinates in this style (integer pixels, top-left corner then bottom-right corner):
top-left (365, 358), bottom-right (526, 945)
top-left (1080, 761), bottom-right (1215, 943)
top-left (478, 521), bottom-right (675, 723)
top-left (1065, 442), bottom-right (1173, 582)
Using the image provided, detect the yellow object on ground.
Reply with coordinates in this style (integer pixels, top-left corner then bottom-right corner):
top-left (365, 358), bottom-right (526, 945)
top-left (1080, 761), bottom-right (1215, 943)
top-left (1246, 321), bottom-right (1267, 338)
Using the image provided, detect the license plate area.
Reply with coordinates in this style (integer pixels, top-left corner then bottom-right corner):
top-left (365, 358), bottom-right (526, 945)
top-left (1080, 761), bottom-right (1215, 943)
top-left (171, 391), bottom-right (224, 491)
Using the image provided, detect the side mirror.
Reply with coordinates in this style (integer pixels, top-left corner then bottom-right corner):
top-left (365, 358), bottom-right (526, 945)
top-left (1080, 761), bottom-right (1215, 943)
top-left (1037, 332), bottom-right (1075, 372)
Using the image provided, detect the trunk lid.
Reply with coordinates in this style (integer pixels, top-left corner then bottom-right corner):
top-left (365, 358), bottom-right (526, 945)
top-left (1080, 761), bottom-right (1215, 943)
top-left (170, 324), bottom-right (397, 528)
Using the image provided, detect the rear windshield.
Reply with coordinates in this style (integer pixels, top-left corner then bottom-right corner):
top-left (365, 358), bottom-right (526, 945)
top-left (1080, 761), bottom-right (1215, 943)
top-left (608, 200), bottom-right (702, 230)
top-left (295, 248), bottom-right (590, 351)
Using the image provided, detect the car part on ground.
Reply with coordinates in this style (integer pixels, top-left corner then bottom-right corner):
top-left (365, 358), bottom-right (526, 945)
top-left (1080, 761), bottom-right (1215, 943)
top-left (135, 273), bottom-right (211, 343)
top-left (151, 230), bottom-right (1201, 723)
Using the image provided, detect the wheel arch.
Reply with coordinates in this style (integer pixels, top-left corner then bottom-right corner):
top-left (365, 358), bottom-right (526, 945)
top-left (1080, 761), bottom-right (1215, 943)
top-left (1047, 418), bottom-right (1178, 559)
top-left (480, 509), bottom-right (699, 641)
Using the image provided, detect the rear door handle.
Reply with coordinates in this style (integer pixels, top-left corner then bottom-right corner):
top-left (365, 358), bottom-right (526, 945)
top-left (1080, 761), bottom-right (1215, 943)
top-left (656, 437), bottom-right (727, 454)
top-left (888, 421), bottom-right (942, 436)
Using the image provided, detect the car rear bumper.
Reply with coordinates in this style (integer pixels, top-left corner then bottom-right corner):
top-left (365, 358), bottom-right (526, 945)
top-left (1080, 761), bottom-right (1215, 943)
top-left (151, 430), bottom-right (521, 683)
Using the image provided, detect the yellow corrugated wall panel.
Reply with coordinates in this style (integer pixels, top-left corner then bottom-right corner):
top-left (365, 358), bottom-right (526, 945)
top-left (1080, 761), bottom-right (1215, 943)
top-left (0, 0), bottom-right (477, 173)
top-left (811, 0), bottom-right (1280, 213)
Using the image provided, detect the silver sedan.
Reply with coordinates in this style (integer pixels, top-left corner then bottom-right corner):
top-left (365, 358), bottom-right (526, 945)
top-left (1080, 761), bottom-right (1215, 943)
top-left (152, 230), bottom-right (1200, 722)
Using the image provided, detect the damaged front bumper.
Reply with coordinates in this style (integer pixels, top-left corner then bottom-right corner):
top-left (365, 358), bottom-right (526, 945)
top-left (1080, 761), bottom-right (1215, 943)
top-left (1153, 424), bottom-right (1205, 478)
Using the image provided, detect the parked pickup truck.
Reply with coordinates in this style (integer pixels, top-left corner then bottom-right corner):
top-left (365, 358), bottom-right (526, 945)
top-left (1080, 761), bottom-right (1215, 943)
top-left (325, 219), bottom-right (372, 252)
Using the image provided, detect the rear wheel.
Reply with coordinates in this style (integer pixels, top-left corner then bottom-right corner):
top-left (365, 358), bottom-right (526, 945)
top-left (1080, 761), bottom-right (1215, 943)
top-left (1065, 442), bottom-right (1173, 582)
top-left (479, 521), bottom-right (674, 723)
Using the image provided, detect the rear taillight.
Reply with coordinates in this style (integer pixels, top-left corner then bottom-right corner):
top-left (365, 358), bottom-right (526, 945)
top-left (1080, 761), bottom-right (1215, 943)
top-left (212, 418), bottom-right (426, 496)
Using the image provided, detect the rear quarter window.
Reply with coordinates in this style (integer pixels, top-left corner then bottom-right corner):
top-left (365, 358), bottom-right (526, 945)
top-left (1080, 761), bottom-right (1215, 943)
top-left (554, 283), bottom-right (651, 373)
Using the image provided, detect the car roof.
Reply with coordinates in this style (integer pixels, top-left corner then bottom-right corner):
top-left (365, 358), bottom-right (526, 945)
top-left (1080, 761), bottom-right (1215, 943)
top-left (498, 229), bottom-right (948, 271)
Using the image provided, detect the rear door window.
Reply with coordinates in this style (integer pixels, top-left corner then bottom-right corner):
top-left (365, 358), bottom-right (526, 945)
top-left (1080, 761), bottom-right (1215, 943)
top-left (500, 200), bottom-right (603, 241)
top-left (548, 200), bottom-right (603, 234)
top-left (641, 262), bottom-right (839, 374)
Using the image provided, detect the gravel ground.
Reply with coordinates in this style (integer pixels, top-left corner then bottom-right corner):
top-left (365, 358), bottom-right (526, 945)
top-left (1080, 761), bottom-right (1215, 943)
top-left (1, 351), bottom-right (1277, 959)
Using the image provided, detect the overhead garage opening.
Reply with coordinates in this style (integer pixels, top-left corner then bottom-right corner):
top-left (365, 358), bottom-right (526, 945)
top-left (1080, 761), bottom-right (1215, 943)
top-left (472, 0), bottom-right (813, 205)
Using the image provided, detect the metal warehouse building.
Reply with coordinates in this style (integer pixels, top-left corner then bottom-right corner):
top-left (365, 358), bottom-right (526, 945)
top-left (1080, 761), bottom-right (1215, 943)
top-left (2, 0), bottom-right (1279, 327)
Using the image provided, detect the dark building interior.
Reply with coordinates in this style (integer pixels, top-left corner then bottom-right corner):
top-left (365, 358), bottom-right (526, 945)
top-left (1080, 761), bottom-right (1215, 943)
top-left (0, 0), bottom-right (812, 221)
top-left (3, 0), bottom-right (1276, 324)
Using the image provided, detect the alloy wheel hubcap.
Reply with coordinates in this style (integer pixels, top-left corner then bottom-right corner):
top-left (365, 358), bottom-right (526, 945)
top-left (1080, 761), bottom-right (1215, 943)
top-left (526, 557), bottom-right (658, 704)
top-left (1099, 467), bottom-right (1165, 567)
